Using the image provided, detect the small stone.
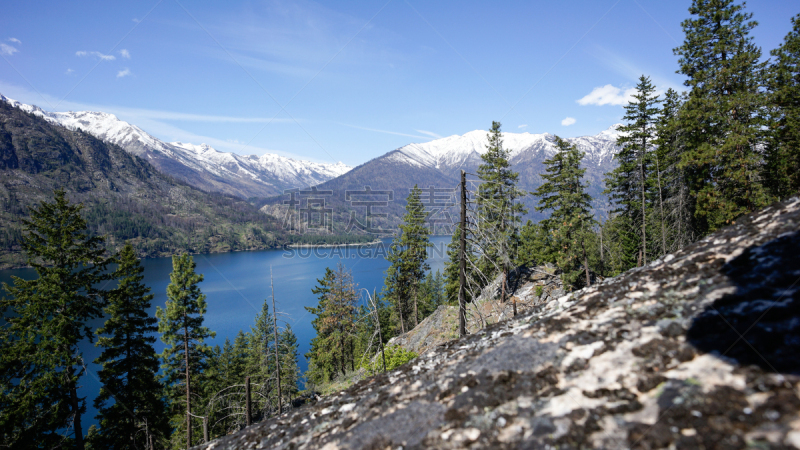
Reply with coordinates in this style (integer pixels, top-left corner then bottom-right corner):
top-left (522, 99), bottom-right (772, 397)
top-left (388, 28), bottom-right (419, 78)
top-left (681, 428), bottom-right (697, 437)
top-left (496, 417), bottom-right (507, 428)
top-left (784, 431), bottom-right (800, 448)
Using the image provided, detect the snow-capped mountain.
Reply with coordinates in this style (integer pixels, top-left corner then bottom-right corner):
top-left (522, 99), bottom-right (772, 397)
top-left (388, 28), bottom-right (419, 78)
top-left (0, 94), bottom-right (351, 198)
top-left (387, 127), bottom-right (621, 176)
top-left (309, 126), bottom-right (623, 226)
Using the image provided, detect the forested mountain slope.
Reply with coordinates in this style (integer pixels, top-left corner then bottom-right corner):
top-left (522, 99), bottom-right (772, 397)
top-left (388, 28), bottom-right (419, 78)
top-left (0, 95), bottom-right (351, 199)
top-left (0, 100), bottom-right (287, 268)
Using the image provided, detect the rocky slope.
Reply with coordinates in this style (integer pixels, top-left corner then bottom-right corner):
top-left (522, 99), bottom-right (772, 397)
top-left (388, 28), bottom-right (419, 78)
top-left (388, 265), bottom-right (565, 357)
top-left (0, 95), bottom-right (351, 199)
top-left (197, 197), bottom-right (800, 449)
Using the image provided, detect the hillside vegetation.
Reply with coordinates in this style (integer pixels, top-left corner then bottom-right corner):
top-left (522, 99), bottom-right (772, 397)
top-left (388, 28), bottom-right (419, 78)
top-left (0, 100), bottom-right (293, 268)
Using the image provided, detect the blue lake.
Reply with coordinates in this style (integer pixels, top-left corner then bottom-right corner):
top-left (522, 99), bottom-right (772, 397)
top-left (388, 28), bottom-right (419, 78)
top-left (0, 236), bottom-right (451, 429)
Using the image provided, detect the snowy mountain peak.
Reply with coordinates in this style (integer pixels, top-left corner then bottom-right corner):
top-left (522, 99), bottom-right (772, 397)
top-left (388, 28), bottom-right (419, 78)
top-left (1, 94), bottom-right (352, 198)
top-left (389, 126), bottom-right (621, 170)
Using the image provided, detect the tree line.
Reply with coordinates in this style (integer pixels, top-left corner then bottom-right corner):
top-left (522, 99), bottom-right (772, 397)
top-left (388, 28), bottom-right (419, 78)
top-left (0, 191), bottom-right (300, 449)
top-left (451, 1), bottom-right (800, 297)
top-left (306, 1), bottom-right (800, 384)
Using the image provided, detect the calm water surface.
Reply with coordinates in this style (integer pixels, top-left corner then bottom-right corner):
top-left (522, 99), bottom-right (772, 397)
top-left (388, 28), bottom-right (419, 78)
top-left (0, 236), bottom-right (451, 428)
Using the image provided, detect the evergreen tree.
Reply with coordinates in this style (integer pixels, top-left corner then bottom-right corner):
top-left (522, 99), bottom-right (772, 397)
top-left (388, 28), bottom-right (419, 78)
top-left (277, 326), bottom-right (300, 404)
top-left (443, 226), bottom-right (466, 305)
top-left (605, 75), bottom-right (660, 267)
top-left (515, 219), bottom-right (557, 268)
top-left (156, 254), bottom-right (215, 449)
top-left (475, 121), bottom-right (526, 304)
top-left (0, 190), bottom-right (111, 449)
top-left (653, 88), bottom-right (697, 253)
top-left (674, 0), bottom-right (771, 233)
top-left (92, 243), bottom-right (169, 450)
top-left (304, 264), bottom-right (358, 384)
top-left (384, 185), bottom-right (431, 331)
top-left (534, 137), bottom-right (595, 289)
top-left (245, 300), bottom-right (277, 420)
top-left (765, 14), bottom-right (800, 199)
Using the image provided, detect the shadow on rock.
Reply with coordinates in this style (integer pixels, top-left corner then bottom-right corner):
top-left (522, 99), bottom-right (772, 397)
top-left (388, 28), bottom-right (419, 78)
top-left (687, 231), bottom-right (800, 374)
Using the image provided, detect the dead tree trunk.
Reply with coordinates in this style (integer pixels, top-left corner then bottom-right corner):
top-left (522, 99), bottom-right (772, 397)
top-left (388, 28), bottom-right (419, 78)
top-left (458, 170), bottom-right (467, 337)
top-left (270, 270), bottom-right (282, 415)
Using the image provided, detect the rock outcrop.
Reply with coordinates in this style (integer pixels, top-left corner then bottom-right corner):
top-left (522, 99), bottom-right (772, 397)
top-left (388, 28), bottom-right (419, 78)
top-left (199, 197), bottom-right (800, 449)
top-left (389, 264), bottom-right (564, 357)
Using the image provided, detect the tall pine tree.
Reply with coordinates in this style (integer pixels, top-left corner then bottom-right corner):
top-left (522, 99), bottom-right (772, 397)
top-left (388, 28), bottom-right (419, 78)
top-left (534, 137), bottom-right (595, 289)
top-left (765, 13), bottom-right (800, 199)
top-left (674, 0), bottom-right (771, 233)
top-left (92, 243), bottom-right (169, 450)
top-left (0, 190), bottom-right (111, 449)
top-left (384, 185), bottom-right (431, 331)
top-left (475, 121), bottom-right (526, 308)
top-left (156, 254), bottom-right (215, 449)
top-left (605, 75), bottom-right (660, 267)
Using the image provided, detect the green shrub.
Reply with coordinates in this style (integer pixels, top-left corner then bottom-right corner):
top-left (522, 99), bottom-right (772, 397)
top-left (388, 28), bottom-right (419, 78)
top-left (362, 345), bottom-right (418, 376)
top-left (535, 285), bottom-right (544, 297)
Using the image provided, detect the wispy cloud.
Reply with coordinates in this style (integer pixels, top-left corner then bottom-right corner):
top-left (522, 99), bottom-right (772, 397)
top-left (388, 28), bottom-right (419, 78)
top-left (8, 38), bottom-right (21, 44)
top-left (416, 130), bottom-right (442, 139)
top-left (577, 85), bottom-right (636, 106)
top-left (337, 122), bottom-right (429, 139)
top-left (0, 44), bottom-right (18, 56)
top-left (117, 68), bottom-right (132, 78)
top-left (589, 45), bottom-right (683, 93)
top-left (119, 49), bottom-right (131, 59)
top-left (561, 117), bottom-right (576, 126)
top-left (76, 50), bottom-right (116, 61)
top-left (517, 124), bottom-right (528, 129)
top-left (132, 18), bottom-right (141, 23)
top-left (0, 80), bottom-right (310, 160)
top-left (65, 68), bottom-right (74, 75)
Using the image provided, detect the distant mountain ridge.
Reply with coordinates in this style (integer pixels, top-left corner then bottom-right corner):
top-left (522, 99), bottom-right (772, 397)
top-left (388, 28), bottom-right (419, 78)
top-left (0, 95), bottom-right (351, 199)
top-left (294, 125), bottom-right (622, 234)
top-left (0, 99), bottom-right (296, 269)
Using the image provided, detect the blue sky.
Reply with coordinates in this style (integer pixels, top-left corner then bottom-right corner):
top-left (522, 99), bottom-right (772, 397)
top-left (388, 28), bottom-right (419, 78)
top-left (0, 1), bottom-right (796, 166)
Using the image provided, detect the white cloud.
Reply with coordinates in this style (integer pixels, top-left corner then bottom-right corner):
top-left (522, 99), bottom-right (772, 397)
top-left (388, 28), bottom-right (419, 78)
top-left (119, 49), bottom-right (131, 59)
top-left (577, 84), bottom-right (636, 106)
top-left (65, 68), bottom-right (74, 75)
top-left (416, 130), bottom-right (442, 139)
top-left (561, 117), bottom-right (576, 126)
top-left (76, 50), bottom-right (116, 61)
top-left (8, 38), bottom-right (21, 44)
top-left (117, 68), bottom-right (132, 78)
top-left (518, 124), bottom-right (528, 129)
top-left (0, 44), bottom-right (18, 56)
top-left (132, 18), bottom-right (141, 23)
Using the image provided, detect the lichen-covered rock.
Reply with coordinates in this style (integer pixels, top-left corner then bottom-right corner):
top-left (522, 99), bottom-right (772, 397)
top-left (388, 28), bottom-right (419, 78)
top-left (197, 198), bottom-right (800, 450)
top-left (388, 264), bottom-right (563, 357)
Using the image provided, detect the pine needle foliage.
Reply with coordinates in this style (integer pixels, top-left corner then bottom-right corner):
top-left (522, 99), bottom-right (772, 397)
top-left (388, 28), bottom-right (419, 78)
top-left (156, 254), bottom-right (215, 449)
top-left (534, 137), bottom-right (595, 289)
top-left (92, 243), bottom-right (169, 449)
top-left (0, 190), bottom-right (111, 449)
top-left (475, 121), bottom-right (526, 285)
top-left (674, 0), bottom-right (772, 233)
top-left (384, 185), bottom-right (431, 331)
top-left (765, 14), bottom-right (800, 199)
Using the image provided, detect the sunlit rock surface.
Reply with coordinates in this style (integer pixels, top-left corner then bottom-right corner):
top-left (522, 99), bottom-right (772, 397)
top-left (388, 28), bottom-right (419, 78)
top-left (198, 198), bottom-right (800, 449)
